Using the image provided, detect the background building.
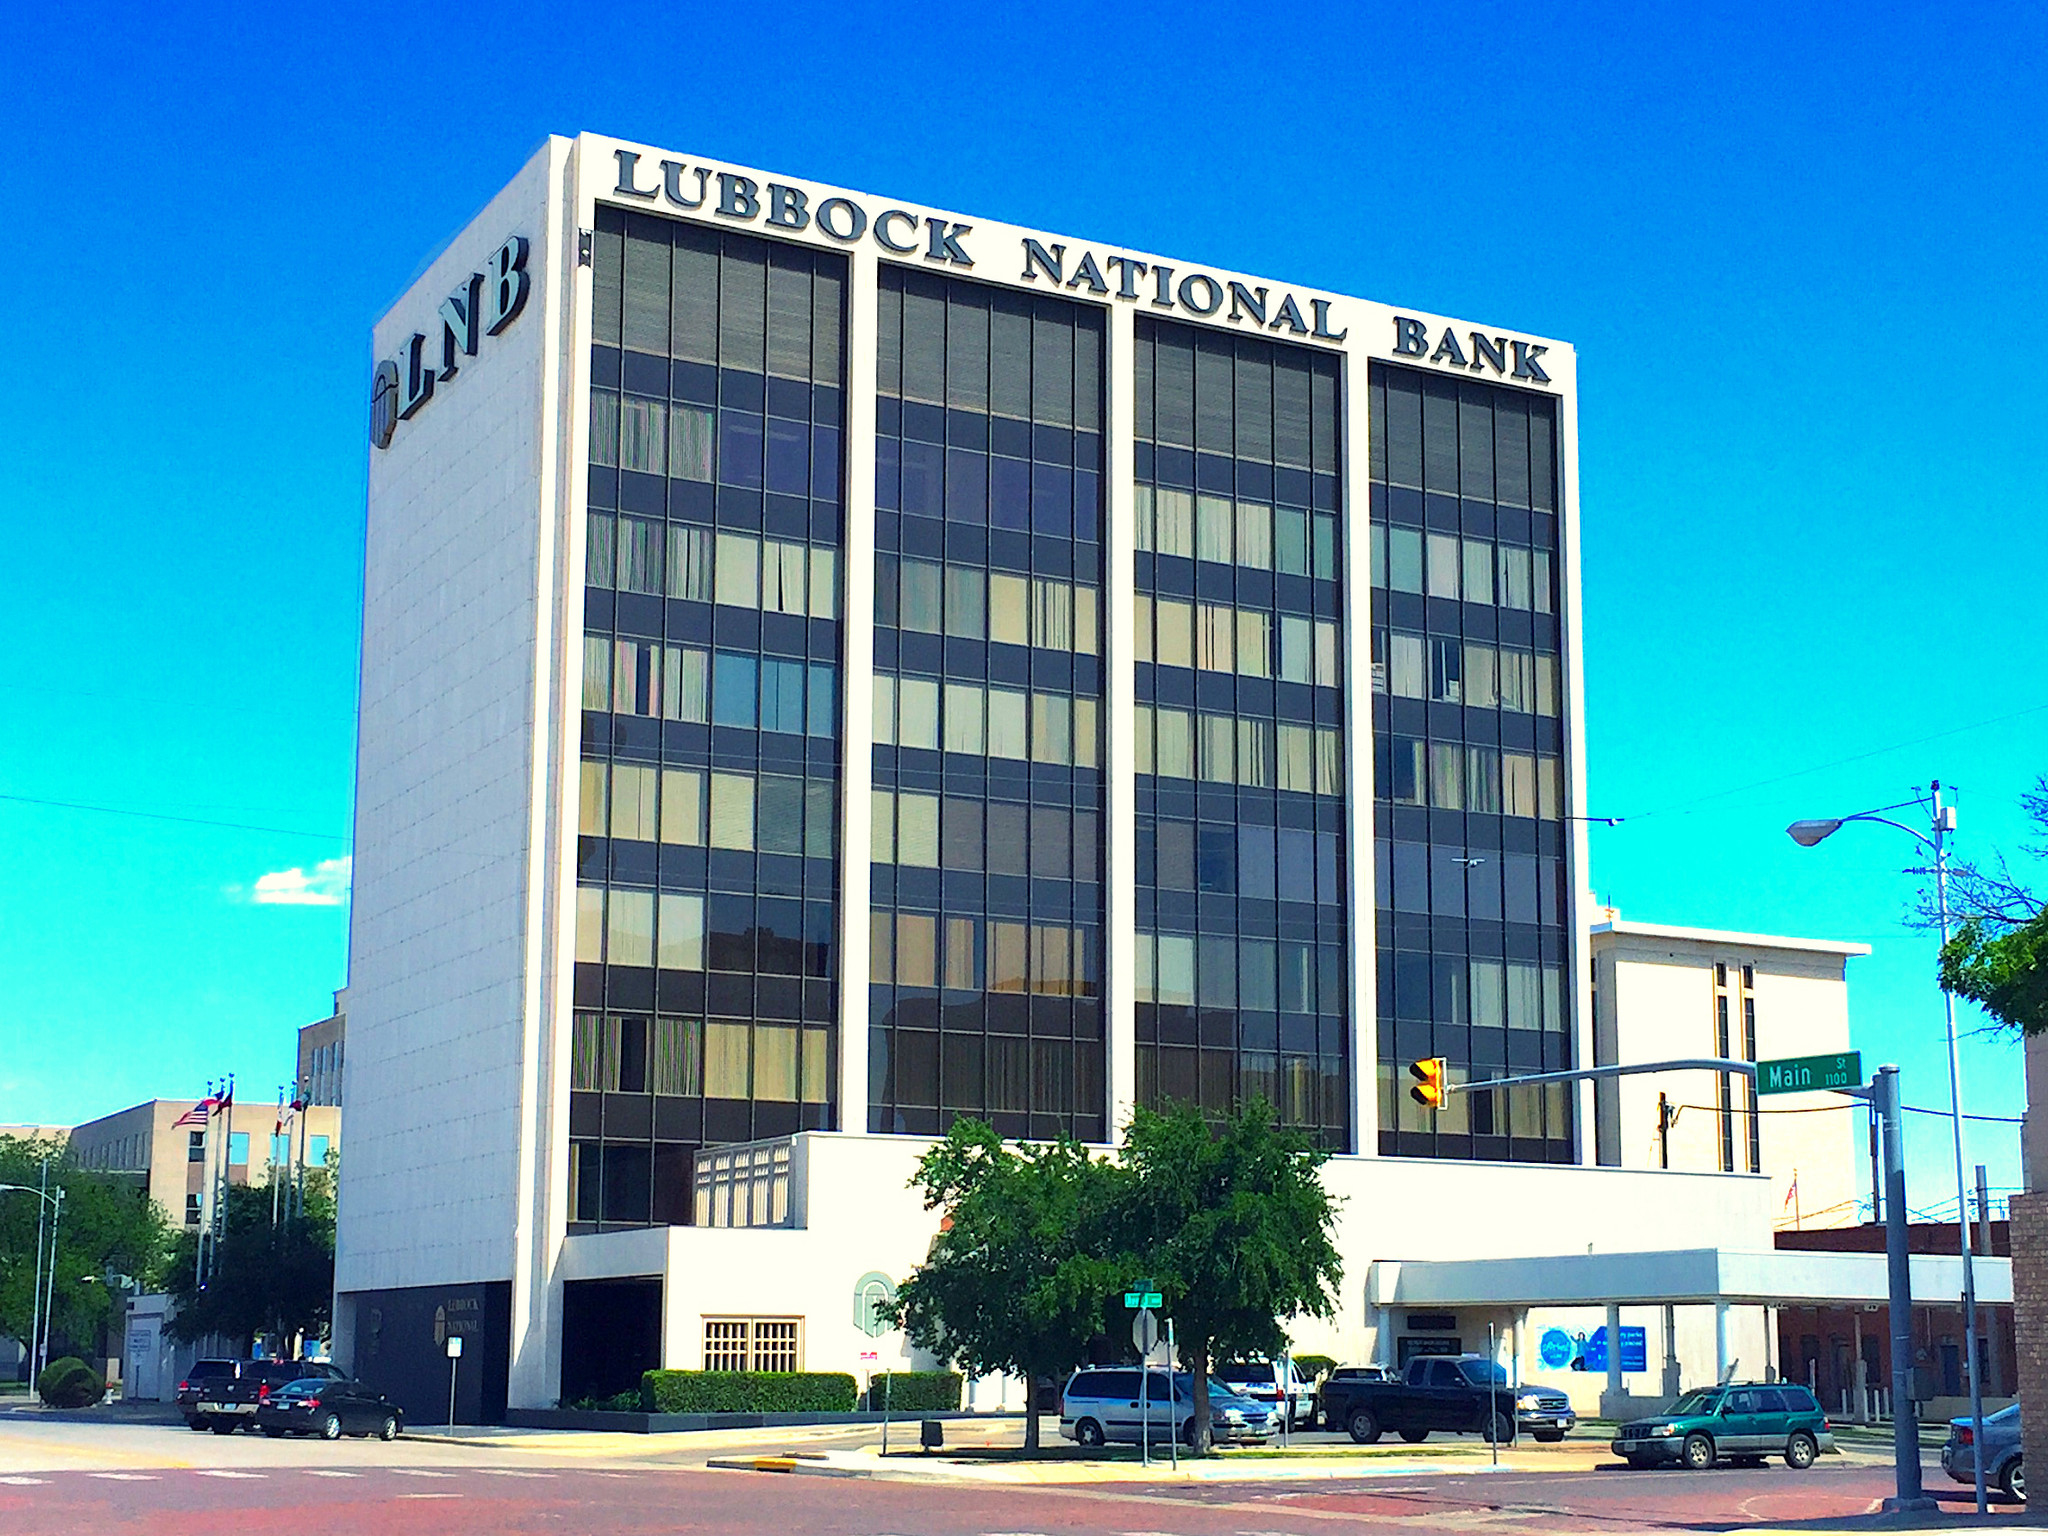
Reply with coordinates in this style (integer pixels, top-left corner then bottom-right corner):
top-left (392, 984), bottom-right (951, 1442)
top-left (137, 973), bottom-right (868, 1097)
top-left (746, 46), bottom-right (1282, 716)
top-left (68, 1098), bottom-right (339, 1231)
top-left (298, 990), bottom-right (347, 1108)
top-left (336, 133), bottom-right (1970, 1424)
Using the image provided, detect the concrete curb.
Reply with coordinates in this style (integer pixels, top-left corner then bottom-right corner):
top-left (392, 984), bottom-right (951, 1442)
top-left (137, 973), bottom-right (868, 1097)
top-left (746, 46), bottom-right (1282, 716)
top-left (705, 1456), bottom-right (867, 1478)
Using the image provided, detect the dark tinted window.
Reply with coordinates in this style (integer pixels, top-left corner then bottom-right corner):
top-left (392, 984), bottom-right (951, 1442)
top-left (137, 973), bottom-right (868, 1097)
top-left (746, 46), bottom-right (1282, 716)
top-left (189, 1361), bottom-right (235, 1380)
top-left (1781, 1387), bottom-right (1819, 1413)
top-left (1073, 1371), bottom-right (1137, 1399)
top-left (1426, 1360), bottom-right (1461, 1387)
top-left (1756, 1389), bottom-right (1788, 1414)
top-left (1723, 1390), bottom-right (1757, 1414)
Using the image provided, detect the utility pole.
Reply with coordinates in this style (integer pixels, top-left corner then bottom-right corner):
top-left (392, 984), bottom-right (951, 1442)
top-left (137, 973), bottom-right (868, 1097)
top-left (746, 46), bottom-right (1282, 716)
top-left (29, 1159), bottom-right (48, 1385)
top-left (1871, 1064), bottom-right (1932, 1513)
top-left (1657, 1093), bottom-right (1671, 1170)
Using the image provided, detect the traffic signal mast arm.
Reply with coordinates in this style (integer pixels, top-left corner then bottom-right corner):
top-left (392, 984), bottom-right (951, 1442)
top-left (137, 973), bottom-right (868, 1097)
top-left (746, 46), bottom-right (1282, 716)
top-left (1421, 1057), bottom-right (1759, 1095)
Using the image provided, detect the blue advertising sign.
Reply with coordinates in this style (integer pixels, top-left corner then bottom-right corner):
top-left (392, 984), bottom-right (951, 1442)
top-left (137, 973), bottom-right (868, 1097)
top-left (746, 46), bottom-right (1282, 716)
top-left (1539, 1328), bottom-right (1575, 1370)
top-left (1583, 1326), bottom-right (1648, 1374)
top-left (1619, 1326), bottom-right (1648, 1373)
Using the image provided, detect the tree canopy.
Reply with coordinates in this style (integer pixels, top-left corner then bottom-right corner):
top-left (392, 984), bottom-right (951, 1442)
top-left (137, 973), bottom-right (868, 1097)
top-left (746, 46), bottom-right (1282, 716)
top-left (163, 1170), bottom-right (335, 1350)
top-left (1117, 1100), bottom-right (1343, 1452)
top-left (888, 1120), bottom-right (1124, 1450)
top-left (1934, 774), bottom-right (2047, 1035)
top-left (890, 1101), bottom-right (1344, 1455)
top-left (0, 1137), bottom-right (172, 1358)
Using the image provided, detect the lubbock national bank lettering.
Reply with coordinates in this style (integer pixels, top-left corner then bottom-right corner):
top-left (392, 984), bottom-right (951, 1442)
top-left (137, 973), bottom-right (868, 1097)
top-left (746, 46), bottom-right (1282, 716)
top-left (613, 147), bottom-right (1349, 342)
top-left (370, 234), bottom-right (532, 450)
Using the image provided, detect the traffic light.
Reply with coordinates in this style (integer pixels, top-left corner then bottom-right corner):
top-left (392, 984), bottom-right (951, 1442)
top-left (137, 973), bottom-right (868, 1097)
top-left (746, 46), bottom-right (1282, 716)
top-left (1409, 1057), bottom-right (1449, 1109)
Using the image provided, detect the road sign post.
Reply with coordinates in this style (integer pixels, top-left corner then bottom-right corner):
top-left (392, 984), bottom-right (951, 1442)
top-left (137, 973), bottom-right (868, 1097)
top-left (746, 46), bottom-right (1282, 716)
top-left (1756, 1052), bottom-right (1863, 1095)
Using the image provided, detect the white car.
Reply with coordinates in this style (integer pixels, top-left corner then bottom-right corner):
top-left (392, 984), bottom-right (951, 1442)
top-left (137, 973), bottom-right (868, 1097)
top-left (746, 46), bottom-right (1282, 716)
top-left (1214, 1358), bottom-right (1318, 1428)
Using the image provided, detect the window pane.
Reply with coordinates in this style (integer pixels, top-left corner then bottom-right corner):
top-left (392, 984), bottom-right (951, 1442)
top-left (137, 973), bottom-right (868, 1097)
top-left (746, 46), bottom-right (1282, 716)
top-left (607, 889), bottom-right (654, 967)
top-left (658, 893), bottom-right (705, 971)
top-left (661, 768), bottom-right (705, 845)
top-left (579, 760), bottom-right (608, 837)
top-left (716, 533), bottom-right (760, 607)
top-left (705, 1023), bottom-right (751, 1098)
top-left (709, 773), bottom-right (756, 849)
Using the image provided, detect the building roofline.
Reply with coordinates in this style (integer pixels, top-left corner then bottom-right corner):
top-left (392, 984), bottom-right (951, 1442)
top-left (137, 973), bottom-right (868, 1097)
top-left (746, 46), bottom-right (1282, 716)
top-left (1591, 919), bottom-right (1871, 958)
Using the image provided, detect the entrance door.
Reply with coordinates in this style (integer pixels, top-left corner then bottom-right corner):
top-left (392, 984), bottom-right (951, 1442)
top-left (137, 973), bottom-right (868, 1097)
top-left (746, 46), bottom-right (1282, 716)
top-left (126, 1318), bottom-right (160, 1401)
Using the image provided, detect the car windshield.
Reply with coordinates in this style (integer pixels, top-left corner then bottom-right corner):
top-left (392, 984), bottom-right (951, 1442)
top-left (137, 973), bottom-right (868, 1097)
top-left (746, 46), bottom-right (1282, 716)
top-left (190, 1362), bottom-right (235, 1379)
top-left (1457, 1360), bottom-right (1508, 1386)
top-left (1987, 1404), bottom-right (2021, 1424)
top-left (1667, 1389), bottom-right (1721, 1416)
top-left (1167, 1373), bottom-right (1243, 1402)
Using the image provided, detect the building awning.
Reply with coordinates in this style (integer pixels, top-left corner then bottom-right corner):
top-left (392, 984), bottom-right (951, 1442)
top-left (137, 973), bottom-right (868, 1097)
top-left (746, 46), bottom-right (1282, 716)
top-left (1368, 1248), bottom-right (2011, 1309)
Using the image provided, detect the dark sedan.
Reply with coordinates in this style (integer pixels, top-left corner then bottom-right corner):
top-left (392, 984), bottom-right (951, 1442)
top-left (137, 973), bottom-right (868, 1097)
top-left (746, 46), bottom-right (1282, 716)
top-left (1943, 1403), bottom-right (2023, 1503)
top-left (254, 1377), bottom-right (404, 1441)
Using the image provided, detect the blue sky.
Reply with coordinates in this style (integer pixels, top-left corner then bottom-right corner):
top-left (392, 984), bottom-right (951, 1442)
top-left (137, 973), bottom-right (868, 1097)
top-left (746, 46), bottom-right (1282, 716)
top-left (2, 2), bottom-right (2042, 1212)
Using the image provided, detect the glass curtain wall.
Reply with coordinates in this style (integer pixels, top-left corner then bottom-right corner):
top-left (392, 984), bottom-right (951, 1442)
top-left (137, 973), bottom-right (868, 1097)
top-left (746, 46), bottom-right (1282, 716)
top-left (868, 269), bottom-right (1107, 1141)
top-left (1131, 318), bottom-right (1351, 1151)
top-left (574, 208), bottom-right (846, 1229)
top-left (1368, 363), bottom-right (1573, 1162)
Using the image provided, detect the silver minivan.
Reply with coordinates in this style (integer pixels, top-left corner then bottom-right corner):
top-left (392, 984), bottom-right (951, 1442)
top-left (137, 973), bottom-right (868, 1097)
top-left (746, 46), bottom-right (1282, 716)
top-left (1059, 1367), bottom-right (1274, 1447)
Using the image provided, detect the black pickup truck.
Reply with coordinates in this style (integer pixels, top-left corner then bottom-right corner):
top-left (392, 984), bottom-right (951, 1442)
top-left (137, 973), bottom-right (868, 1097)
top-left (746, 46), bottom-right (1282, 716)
top-left (1320, 1354), bottom-right (1519, 1444)
top-left (178, 1359), bottom-right (347, 1433)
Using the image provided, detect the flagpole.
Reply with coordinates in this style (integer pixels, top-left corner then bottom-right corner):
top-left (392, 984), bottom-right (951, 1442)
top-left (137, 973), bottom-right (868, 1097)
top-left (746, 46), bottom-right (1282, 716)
top-left (194, 1083), bottom-right (213, 1288)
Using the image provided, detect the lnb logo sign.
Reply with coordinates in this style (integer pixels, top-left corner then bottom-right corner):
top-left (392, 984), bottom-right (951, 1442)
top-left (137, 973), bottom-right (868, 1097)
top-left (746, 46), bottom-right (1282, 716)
top-left (371, 234), bottom-right (531, 450)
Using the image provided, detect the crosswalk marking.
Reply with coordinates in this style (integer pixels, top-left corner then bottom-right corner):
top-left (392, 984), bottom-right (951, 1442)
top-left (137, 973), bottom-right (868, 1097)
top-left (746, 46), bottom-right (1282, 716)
top-left (304, 1470), bottom-right (362, 1478)
top-left (0, 1476), bottom-right (49, 1486)
top-left (87, 1473), bottom-right (159, 1481)
top-left (475, 1469), bottom-right (556, 1478)
top-left (389, 1468), bottom-right (458, 1478)
top-left (194, 1470), bottom-right (267, 1479)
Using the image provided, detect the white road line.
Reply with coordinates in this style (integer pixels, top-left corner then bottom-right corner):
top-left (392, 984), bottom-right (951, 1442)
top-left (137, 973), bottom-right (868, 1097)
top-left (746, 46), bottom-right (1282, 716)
top-left (86, 1473), bottom-right (159, 1481)
top-left (399, 1492), bottom-right (463, 1499)
top-left (194, 1470), bottom-right (267, 1479)
top-left (304, 1470), bottom-right (363, 1478)
top-left (475, 1469), bottom-right (557, 1478)
top-left (0, 1476), bottom-right (49, 1486)
top-left (389, 1468), bottom-right (458, 1478)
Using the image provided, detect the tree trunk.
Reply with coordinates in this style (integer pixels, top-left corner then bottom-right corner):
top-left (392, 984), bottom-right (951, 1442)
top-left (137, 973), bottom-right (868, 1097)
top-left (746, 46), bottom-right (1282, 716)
top-left (1023, 1377), bottom-right (1040, 1452)
top-left (1192, 1343), bottom-right (1213, 1455)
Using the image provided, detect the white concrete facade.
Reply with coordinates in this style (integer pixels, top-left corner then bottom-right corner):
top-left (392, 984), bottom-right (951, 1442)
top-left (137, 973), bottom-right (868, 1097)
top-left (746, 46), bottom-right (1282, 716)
top-left (340, 133), bottom-right (1857, 1415)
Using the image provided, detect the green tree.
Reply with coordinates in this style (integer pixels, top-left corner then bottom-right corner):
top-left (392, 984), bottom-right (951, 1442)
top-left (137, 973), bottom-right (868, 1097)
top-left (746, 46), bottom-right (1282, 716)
top-left (0, 1137), bottom-right (172, 1360)
top-left (888, 1119), bottom-right (1126, 1451)
top-left (164, 1169), bottom-right (335, 1351)
top-left (1118, 1100), bottom-right (1342, 1454)
top-left (1932, 775), bottom-right (2047, 1035)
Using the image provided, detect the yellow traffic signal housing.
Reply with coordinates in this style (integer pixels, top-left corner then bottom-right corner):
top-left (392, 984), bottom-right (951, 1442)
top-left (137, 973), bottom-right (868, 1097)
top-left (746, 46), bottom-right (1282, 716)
top-left (1409, 1056), bottom-right (1449, 1109)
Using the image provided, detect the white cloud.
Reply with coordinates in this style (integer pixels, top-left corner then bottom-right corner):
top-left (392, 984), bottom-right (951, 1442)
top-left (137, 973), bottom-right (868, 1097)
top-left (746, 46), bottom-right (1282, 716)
top-left (250, 855), bottom-right (353, 907)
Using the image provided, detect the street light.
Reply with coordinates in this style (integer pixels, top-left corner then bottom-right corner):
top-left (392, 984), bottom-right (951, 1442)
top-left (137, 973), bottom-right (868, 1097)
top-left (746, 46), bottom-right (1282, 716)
top-left (1787, 781), bottom-right (1983, 1514)
top-left (1, 1169), bottom-right (64, 1384)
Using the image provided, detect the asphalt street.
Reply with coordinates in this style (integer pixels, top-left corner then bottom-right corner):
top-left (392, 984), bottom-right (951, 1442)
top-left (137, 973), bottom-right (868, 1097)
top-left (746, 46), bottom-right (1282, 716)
top-left (0, 1412), bottom-right (2022, 1535)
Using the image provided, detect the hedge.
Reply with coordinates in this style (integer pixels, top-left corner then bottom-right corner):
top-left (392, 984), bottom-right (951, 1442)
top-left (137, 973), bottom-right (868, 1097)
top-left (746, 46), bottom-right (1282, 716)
top-left (37, 1356), bottom-right (105, 1409)
top-left (642, 1370), bottom-right (857, 1414)
top-left (859, 1371), bottom-right (963, 1412)
top-left (1293, 1354), bottom-right (1338, 1381)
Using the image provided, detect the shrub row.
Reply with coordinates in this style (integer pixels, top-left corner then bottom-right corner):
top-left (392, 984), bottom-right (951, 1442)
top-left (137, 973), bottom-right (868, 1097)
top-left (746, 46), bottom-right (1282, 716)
top-left (642, 1370), bottom-right (857, 1414)
top-left (858, 1371), bottom-right (963, 1412)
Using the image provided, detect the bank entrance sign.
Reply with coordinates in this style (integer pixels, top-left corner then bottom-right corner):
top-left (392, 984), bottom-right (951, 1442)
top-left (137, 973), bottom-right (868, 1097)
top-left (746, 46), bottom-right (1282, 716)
top-left (1756, 1051), bottom-right (1863, 1096)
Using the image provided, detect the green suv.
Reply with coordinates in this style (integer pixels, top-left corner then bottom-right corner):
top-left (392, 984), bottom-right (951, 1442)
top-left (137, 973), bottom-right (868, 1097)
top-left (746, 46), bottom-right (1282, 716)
top-left (1611, 1383), bottom-right (1833, 1471)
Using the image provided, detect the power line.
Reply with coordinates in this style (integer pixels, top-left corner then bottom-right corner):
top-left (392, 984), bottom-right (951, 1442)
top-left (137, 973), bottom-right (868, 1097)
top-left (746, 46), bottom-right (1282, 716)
top-left (0, 791), bottom-right (350, 846)
top-left (1672, 1101), bottom-right (2024, 1125)
top-left (1586, 697), bottom-right (2048, 825)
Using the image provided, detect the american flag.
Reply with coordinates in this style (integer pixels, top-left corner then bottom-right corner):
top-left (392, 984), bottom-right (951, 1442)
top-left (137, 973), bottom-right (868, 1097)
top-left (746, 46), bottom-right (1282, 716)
top-left (173, 1097), bottom-right (218, 1129)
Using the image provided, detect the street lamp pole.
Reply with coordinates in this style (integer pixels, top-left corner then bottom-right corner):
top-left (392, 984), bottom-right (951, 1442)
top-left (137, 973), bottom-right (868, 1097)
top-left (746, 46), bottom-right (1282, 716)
top-left (1787, 782), bottom-right (1985, 1514)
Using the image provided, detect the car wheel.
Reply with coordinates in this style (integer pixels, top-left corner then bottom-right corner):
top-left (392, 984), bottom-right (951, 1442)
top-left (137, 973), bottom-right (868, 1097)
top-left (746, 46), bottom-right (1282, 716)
top-left (1347, 1407), bottom-right (1382, 1445)
top-left (2003, 1458), bottom-right (2025, 1503)
top-left (185, 1417), bottom-right (208, 1432)
top-left (1483, 1412), bottom-right (1516, 1445)
top-left (1534, 1431), bottom-right (1564, 1443)
top-left (1400, 1427), bottom-right (1429, 1443)
top-left (1682, 1433), bottom-right (1715, 1470)
top-left (1784, 1432), bottom-right (1816, 1471)
top-left (379, 1415), bottom-right (399, 1443)
top-left (319, 1413), bottom-right (343, 1441)
top-left (209, 1419), bottom-right (238, 1435)
top-left (1073, 1417), bottom-right (1105, 1449)
top-left (1181, 1419), bottom-right (1198, 1447)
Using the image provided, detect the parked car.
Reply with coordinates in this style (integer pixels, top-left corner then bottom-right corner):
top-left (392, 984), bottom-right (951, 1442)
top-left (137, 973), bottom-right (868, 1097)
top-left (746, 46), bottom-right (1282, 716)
top-left (1320, 1354), bottom-right (1519, 1445)
top-left (1610, 1383), bottom-right (1833, 1470)
top-left (1513, 1384), bottom-right (1577, 1442)
top-left (1942, 1403), bottom-right (2024, 1502)
top-left (178, 1359), bottom-right (346, 1433)
top-left (1214, 1358), bottom-right (1318, 1428)
top-left (1059, 1367), bottom-right (1277, 1448)
top-left (254, 1376), bottom-right (404, 1442)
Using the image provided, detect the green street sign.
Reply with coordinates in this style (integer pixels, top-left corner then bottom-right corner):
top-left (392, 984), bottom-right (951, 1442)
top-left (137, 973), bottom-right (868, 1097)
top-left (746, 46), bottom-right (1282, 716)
top-left (1756, 1051), bottom-right (1863, 1096)
top-left (1123, 1291), bottom-right (1163, 1309)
